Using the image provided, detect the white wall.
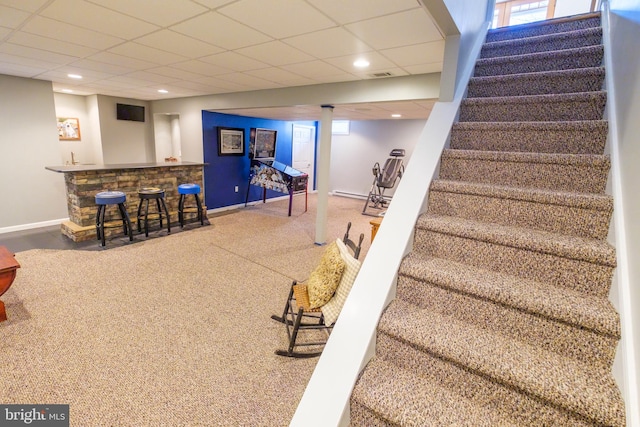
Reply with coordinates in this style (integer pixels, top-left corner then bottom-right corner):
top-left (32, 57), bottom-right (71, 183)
top-left (97, 95), bottom-right (153, 164)
top-left (329, 119), bottom-right (425, 198)
top-left (608, 1), bottom-right (640, 424)
top-left (435, 0), bottom-right (491, 99)
top-left (54, 93), bottom-right (97, 165)
top-left (0, 75), bottom-right (68, 230)
top-left (555, 0), bottom-right (593, 17)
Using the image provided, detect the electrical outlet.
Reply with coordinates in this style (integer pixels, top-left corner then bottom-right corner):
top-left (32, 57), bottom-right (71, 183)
top-left (234, 185), bottom-right (239, 193)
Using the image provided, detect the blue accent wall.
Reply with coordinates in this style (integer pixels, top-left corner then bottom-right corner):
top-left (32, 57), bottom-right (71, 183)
top-left (202, 111), bottom-right (317, 209)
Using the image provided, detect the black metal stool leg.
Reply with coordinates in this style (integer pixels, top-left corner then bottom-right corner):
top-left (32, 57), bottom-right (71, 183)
top-left (178, 194), bottom-right (185, 227)
top-left (194, 194), bottom-right (204, 225)
top-left (144, 199), bottom-right (150, 237)
top-left (136, 199), bottom-right (144, 233)
top-left (155, 198), bottom-right (163, 228)
top-left (96, 205), bottom-right (104, 243)
top-left (99, 206), bottom-right (107, 247)
top-left (160, 198), bottom-right (171, 233)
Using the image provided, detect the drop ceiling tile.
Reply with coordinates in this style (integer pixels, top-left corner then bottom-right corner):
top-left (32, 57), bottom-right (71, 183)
top-left (199, 51), bottom-right (268, 72)
top-left (0, 5), bottom-right (29, 28)
top-left (345, 9), bottom-right (443, 50)
top-left (0, 60), bottom-right (47, 77)
top-left (89, 78), bottom-right (142, 89)
top-left (134, 30), bottom-right (224, 58)
top-left (108, 42), bottom-right (188, 65)
top-left (0, 26), bottom-right (11, 38)
top-left (20, 16), bottom-right (124, 50)
top-left (307, 0), bottom-right (418, 24)
top-left (86, 0), bottom-right (208, 27)
top-left (324, 51), bottom-right (397, 74)
top-left (0, 42), bottom-right (78, 64)
top-left (143, 65), bottom-right (208, 81)
top-left (214, 72), bottom-right (281, 89)
top-left (8, 32), bottom-right (98, 57)
top-left (245, 67), bottom-right (314, 87)
top-left (88, 51), bottom-right (158, 71)
top-left (106, 74), bottom-right (162, 88)
top-left (123, 70), bottom-right (181, 85)
top-left (236, 41), bottom-right (314, 66)
top-left (168, 59), bottom-right (233, 76)
top-left (404, 62), bottom-right (443, 74)
top-left (66, 58), bottom-right (134, 75)
top-left (37, 69), bottom-right (114, 84)
top-left (218, 0), bottom-right (336, 39)
top-left (380, 41), bottom-right (445, 67)
top-left (170, 11), bottom-right (271, 50)
top-left (0, 0), bottom-right (50, 13)
top-left (41, 0), bottom-right (159, 39)
top-left (181, 77), bottom-right (243, 92)
top-left (375, 100), bottom-right (432, 112)
top-left (280, 60), bottom-right (349, 80)
top-left (284, 27), bottom-right (373, 59)
top-left (190, 0), bottom-right (236, 8)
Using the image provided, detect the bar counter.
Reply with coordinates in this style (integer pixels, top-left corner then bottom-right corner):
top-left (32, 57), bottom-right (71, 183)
top-left (46, 161), bottom-right (206, 242)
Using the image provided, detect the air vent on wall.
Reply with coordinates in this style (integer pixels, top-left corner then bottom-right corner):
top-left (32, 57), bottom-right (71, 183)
top-left (369, 72), bottom-right (394, 78)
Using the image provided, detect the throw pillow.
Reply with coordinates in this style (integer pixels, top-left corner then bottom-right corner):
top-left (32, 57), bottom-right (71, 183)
top-left (307, 241), bottom-right (346, 309)
top-left (321, 238), bottom-right (362, 325)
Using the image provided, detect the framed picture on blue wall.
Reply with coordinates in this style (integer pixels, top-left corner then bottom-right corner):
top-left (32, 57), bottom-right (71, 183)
top-left (217, 127), bottom-right (245, 156)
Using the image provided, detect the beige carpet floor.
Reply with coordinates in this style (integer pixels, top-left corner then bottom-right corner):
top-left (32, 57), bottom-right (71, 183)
top-left (0, 194), bottom-right (373, 426)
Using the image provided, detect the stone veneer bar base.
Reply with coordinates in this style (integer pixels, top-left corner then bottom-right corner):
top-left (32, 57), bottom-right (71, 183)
top-left (46, 163), bottom-right (207, 242)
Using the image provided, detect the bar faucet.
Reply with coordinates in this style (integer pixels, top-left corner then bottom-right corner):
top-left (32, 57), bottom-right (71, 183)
top-left (71, 152), bottom-right (78, 165)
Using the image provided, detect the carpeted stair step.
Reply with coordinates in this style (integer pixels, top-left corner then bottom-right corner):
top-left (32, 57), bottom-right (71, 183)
top-left (413, 214), bottom-right (616, 297)
top-left (350, 356), bottom-right (520, 426)
top-left (439, 149), bottom-right (610, 193)
top-left (480, 27), bottom-right (602, 59)
top-left (474, 45), bottom-right (604, 77)
top-left (427, 179), bottom-right (613, 239)
top-left (467, 67), bottom-right (605, 98)
top-left (459, 91), bottom-right (606, 122)
top-left (365, 299), bottom-right (626, 427)
top-left (486, 12), bottom-right (601, 43)
top-left (449, 120), bottom-right (608, 154)
top-left (397, 254), bottom-right (620, 366)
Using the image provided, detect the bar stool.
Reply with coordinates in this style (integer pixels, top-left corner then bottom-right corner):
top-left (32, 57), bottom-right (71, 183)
top-left (136, 187), bottom-right (171, 237)
top-left (178, 183), bottom-right (204, 228)
top-left (95, 191), bottom-right (133, 247)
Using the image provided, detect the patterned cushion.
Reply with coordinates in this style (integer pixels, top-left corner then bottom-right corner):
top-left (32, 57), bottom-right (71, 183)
top-left (321, 238), bottom-right (362, 325)
top-left (307, 241), bottom-right (346, 309)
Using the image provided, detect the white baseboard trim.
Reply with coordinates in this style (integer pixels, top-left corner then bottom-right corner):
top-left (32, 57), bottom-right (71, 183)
top-left (331, 190), bottom-right (367, 200)
top-left (206, 194), bottom-right (292, 215)
top-left (0, 218), bottom-right (68, 235)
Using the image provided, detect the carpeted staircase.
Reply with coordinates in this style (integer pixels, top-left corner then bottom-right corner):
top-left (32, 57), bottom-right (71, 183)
top-left (350, 12), bottom-right (626, 426)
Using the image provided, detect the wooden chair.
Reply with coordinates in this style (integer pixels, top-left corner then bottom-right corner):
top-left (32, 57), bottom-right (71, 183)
top-left (271, 222), bottom-right (364, 358)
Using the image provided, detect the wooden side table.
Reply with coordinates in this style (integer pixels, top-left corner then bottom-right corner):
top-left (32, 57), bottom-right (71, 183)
top-left (369, 217), bottom-right (383, 242)
top-left (0, 246), bottom-right (20, 322)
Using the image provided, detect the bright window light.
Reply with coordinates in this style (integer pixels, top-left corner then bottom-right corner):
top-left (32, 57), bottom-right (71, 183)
top-left (332, 120), bottom-right (350, 135)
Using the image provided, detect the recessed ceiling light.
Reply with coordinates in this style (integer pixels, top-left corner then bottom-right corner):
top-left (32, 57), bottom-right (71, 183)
top-left (158, 89), bottom-right (169, 94)
top-left (62, 89), bottom-right (73, 93)
top-left (391, 114), bottom-right (402, 118)
top-left (67, 74), bottom-right (82, 79)
top-left (353, 59), bottom-right (370, 68)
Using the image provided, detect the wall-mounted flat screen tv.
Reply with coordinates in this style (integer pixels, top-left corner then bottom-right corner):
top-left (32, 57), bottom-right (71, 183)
top-left (116, 103), bottom-right (145, 122)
